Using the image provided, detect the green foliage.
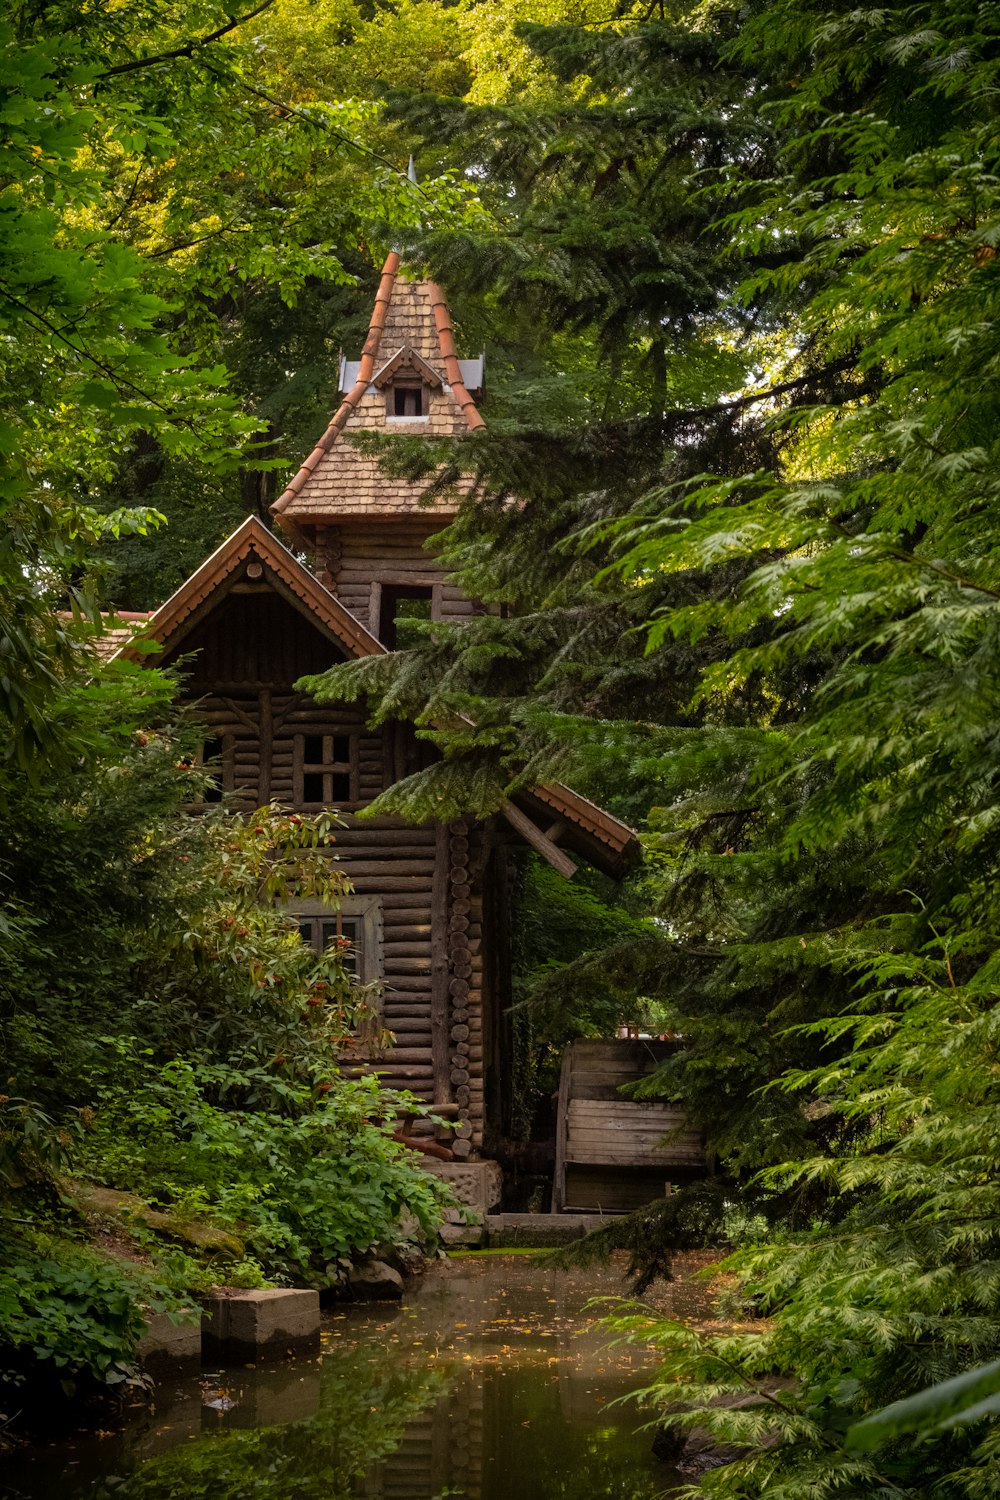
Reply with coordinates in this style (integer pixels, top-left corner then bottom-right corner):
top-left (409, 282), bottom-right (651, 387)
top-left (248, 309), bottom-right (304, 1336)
top-left (291, 2), bottom-right (1000, 1494)
top-left (81, 1059), bottom-right (449, 1280)
top-left (504, 857), bottom-right (661, 1134)
top-left (847, 1360), bottom-right (1000, 1452)
top-left (0, 1233), bottom-right (181, 1389)
top-left (0, 665), bottom-right (449, 1394)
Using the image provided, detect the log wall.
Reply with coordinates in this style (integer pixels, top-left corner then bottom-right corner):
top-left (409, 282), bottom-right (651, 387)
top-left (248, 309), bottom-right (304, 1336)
top-left (314, 521), bottom-right (479, 639)
top-left (165, 583), bottom-right (489, 1152)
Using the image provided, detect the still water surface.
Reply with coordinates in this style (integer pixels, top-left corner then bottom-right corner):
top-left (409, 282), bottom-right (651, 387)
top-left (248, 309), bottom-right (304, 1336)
top-left (3, 1254), bottom-right (707, 1500)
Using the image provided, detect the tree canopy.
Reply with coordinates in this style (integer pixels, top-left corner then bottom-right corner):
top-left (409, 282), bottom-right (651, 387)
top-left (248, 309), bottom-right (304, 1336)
top-left (6, 0), bottom-right (1000, 1488)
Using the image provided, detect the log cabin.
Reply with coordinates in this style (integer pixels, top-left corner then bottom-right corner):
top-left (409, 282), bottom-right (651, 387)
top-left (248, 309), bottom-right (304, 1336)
top-left (112, 254), bottom-right (652, 1206)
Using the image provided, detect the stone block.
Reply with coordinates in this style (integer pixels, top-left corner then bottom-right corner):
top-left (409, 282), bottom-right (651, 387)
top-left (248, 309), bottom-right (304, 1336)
top-left (440, 1219), bottom-right (484, 1247)
top-left (485, 1213), bottom-right (612, 1248)
top-left (201, 1289), bottom-right (320, 1364)
top-left (419, 1158), bottom-right (503, 1215)
top-left (138, 1309), bottom-right (202, 1371)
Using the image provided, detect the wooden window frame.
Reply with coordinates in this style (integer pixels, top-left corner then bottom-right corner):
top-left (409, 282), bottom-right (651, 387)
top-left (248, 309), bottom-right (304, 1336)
top-left (385, 381), bottom-right (428, 419)
top-left (369, 579), bottom-right (442, 643)
top-left (289, 895), bottom-right (383, 985)
top-left (187, 732), bottom-right (235, 809)
top-left (292, 731), bottom-right (359, 808)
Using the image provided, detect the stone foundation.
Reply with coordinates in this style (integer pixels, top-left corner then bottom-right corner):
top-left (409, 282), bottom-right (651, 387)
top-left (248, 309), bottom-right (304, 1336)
top-left (420, 1158), bottom-right (503, 1245)
top-left (201, 1289), bottom-right (320, 1363)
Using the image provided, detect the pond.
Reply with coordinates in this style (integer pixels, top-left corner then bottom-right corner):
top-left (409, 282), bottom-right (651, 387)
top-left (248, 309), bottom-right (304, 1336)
top-left (2, 1253), bottom-right (715, 1500)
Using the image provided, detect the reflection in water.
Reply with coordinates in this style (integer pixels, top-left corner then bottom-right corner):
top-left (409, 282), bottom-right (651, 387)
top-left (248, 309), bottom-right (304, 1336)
top-left (3, 1256), bottom-right (701, 1500)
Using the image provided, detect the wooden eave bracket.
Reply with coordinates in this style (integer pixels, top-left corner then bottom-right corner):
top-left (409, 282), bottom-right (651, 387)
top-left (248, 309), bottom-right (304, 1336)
top-left (501, 800), bottom-right (578, 880)
top-left (371, 345), bottom-right (443, 390)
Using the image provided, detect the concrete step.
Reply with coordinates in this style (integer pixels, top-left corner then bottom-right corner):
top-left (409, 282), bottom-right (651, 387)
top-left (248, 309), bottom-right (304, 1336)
top-left (484, 1213), bottom-right (615, 1248)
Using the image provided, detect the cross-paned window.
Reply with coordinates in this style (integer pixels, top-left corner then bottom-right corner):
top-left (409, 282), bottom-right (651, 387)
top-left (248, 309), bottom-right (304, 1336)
top-left (297, 912), bottom-right (361, 977)
top-left (293, 732), bottom-right (357, 807)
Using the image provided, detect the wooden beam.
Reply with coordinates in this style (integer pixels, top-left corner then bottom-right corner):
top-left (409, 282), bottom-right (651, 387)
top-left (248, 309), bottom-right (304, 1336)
top-left (551, 1046), bottom-right (572, 1214)
top-left (501, 800), bottom-right (578, 879)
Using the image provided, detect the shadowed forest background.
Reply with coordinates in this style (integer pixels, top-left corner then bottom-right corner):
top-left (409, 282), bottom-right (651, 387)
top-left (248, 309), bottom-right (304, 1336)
top-left (4, 0), bottom-right (1000, 1491)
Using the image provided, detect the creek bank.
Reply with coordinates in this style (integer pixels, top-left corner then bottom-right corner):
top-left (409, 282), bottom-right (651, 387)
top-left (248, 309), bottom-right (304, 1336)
top-left (652, 1382), bottom-right (794, 1475)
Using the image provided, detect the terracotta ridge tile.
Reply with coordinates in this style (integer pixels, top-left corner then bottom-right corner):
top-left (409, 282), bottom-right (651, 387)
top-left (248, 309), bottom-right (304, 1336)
top-left (428, 283), bottom-right (485, 432)
top-left (272, 251), bottom-right (400, 516)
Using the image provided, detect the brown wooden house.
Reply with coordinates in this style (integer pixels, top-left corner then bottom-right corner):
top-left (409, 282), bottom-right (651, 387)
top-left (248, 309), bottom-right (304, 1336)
top-left (114, 255), bottom-right (639, 1192)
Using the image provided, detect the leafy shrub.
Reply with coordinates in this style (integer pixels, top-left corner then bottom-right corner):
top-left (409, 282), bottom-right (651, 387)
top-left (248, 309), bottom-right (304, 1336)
top-left (81, 1059), bottom-right (452, 1280)
top-left (0, 1235), bottom-right (180, 1390)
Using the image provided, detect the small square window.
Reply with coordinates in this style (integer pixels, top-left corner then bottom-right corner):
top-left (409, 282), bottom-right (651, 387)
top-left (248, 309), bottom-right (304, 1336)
top-left (378, 585), bottom-right (434, 649)
top-left (389, 384), bottom-right (427, 418)
top-left (294, 732), bottom-right (358, 806)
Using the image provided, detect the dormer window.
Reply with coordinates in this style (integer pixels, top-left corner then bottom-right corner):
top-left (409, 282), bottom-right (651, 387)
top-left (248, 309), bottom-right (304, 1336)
top-left (372, 345), bottom-right (441, 423)
top-left (390, 383), bottom-right (427, 418)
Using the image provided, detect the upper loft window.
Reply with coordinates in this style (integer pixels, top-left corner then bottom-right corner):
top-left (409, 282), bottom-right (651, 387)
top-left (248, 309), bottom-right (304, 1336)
top-left (379, 585), bottom-right (434, 650)
top-left (293, 732), bottom-right (358, 808)
top-left (388, 382), bottom-right (428, 419)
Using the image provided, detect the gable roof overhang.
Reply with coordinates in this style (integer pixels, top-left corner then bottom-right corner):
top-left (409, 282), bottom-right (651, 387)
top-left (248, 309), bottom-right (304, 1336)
top-left (371, 346), bottom-right (444, 390)
top-left (111, 516), bottom-right (385, 665)
top-left (516, 785), bottom-right (640, 880)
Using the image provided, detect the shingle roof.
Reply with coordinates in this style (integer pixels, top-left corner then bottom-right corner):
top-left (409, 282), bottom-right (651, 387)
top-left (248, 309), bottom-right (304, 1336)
top-left (272, 254), bottom-right (484, 533)
top-left (57, 611), bottom-right (151, 661)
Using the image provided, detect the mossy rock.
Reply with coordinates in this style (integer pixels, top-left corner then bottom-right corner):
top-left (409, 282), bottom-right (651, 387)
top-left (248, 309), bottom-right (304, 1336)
top-left (66, 1181), bottom-right (244, 1259)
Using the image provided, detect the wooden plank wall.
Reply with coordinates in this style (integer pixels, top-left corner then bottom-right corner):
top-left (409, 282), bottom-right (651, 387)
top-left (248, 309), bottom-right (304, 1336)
top-left (552, 1040), bottom-right (706, 1213)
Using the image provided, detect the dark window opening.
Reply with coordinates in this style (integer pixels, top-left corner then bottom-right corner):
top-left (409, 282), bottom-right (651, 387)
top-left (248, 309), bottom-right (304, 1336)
top-left (202, 736), bottom-right (225, 803)
top-left (389, 384), bottom-right (426, 418)
top-left (302, 771), bottom-right (325, 803)
top-left (294, 732), bottom-right (358, 807)
top-left (379, 586), bottom-right (434, 650)
top-left (298, 914), bottom-right (360, 977)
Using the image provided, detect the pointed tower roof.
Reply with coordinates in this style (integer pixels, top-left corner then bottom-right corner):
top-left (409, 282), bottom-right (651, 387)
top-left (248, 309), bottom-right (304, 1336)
top-left (272, 253), bottom-right (484, 539)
